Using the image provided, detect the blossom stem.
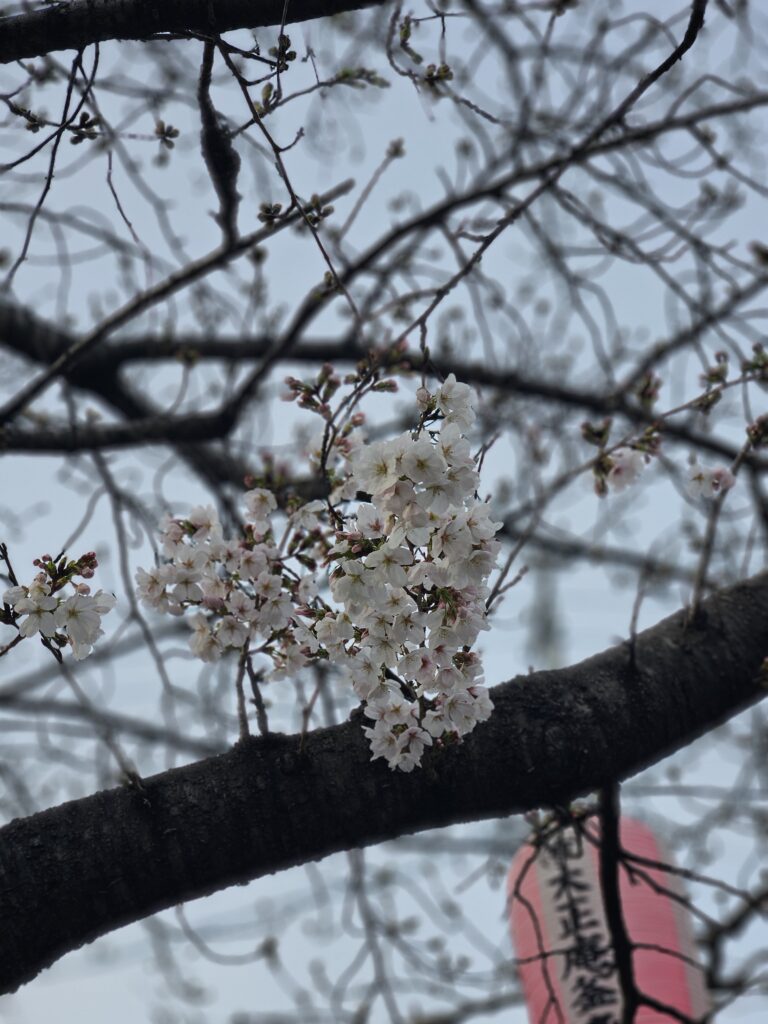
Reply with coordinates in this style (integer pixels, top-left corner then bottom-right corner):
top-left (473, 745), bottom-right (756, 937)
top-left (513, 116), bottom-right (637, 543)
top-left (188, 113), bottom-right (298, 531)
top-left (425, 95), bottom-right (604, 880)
top-left (234, 647), bottom-right (250, 741)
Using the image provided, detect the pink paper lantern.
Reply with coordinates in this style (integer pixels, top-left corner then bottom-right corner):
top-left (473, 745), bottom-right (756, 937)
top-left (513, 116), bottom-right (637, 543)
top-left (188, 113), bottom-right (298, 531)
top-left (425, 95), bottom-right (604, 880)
top-left (507, 817), bottom-right (709, 1023)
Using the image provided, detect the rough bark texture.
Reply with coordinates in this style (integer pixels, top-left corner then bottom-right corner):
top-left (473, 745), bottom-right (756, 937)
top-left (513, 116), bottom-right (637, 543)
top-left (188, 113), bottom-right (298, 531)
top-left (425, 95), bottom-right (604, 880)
top-left (0, 0), bottom-right (388, 64)
top-left (0, 572), bottom-right (766, 994)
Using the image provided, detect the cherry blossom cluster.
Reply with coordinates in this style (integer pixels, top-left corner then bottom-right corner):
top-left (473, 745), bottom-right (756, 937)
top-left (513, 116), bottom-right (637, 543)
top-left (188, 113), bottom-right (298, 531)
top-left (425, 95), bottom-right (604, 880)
top-left (605, 449), bottom-right (736, 499)
top-left (1, 551), bottom-right (116, 661)
top-left (582, 417), bottom-right (736, 501)
top-left (136, 374), bottom-right (502, 771)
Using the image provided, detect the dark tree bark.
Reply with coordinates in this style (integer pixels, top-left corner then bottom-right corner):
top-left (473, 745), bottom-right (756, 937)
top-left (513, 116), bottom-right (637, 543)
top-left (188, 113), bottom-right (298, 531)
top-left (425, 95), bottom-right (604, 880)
top-left (0, 0), bottom-right (388, 64)
top-left (1, 571), bottom-right (766, 995)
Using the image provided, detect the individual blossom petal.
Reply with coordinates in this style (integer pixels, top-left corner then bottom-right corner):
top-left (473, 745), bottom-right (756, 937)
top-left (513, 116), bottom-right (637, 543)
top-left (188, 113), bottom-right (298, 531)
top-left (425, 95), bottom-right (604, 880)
top-left (70, 638), bottom-right (96, 661)
top-left (90, 591), bottom-right (116, 621)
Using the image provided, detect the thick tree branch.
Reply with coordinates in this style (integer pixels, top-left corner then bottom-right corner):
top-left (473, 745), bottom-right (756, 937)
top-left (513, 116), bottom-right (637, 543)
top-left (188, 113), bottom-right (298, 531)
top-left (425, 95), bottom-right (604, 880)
top-left (1, 571), bottom-right (766, 995)
top-left (0, 0), bottom-right (388, 64)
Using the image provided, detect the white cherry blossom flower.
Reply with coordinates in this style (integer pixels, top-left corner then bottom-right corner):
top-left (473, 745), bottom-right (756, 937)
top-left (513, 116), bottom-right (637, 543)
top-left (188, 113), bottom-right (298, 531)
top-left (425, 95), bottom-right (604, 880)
top-left (355, 503), bottom-right (386, 538)
top-left (688, 464), bottom-right (735, 499)
top-left (395, 725), bottom-right (433, 764)
top-left (54, 594), bottom-right (102, 644)
top-left (290, 500), bottom-right (325, 531)
top-left (201, 575), bottom-right (229, 609)
top-left (352, 440), bottom-right (403, 495)
top-left (297, 573), bottom-right (319, 603)
top-left (607, 447), bottom-right (645, 493)
top-left (315, 611), bottom-right (355, 645)
top-left (217, 616), bottom-right (249, 648)
top-left (189, 614), bottom-right (222, 662)
top-left (15, 591), bottom-right (58, 637)
top-left (361, 632), bottom-right (400, 669)
top-left (400, 647), bottom-right (438, 688)
top-left (243, 488), bottom-right (277, 531)
top-left (293, 621), bottom-right (321, 654)
top-left (2, 585), bottom-right (27, 608)
top-left (401, 438), bottom-right (447, 486)
top-left (238, 545), bottom-right (269, 579)
top-left (138, 565), bottom-right (174, 602)
top-left (364, 543), bottom-right (412, 587)
top-left (363, 720), bottom-right (402, 765)
top-left (226, 589), bottom-right (256, 620)
top-left (442, 690), bottom-right (478, 734)
top-left (364, 696), bottom-right (416, 727)
top-left (252, 572), bottom-right (283, 601)
top-left (258, 594), bottom-right (294, 630)
top-left (188, 505), bottom-right (222, 543)
top-left (271, 643), bottom-right (308, 680)
top-left (467, 685), bottom-right (494, 722)
top-left (436, 373), bottom-right (476, 430)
